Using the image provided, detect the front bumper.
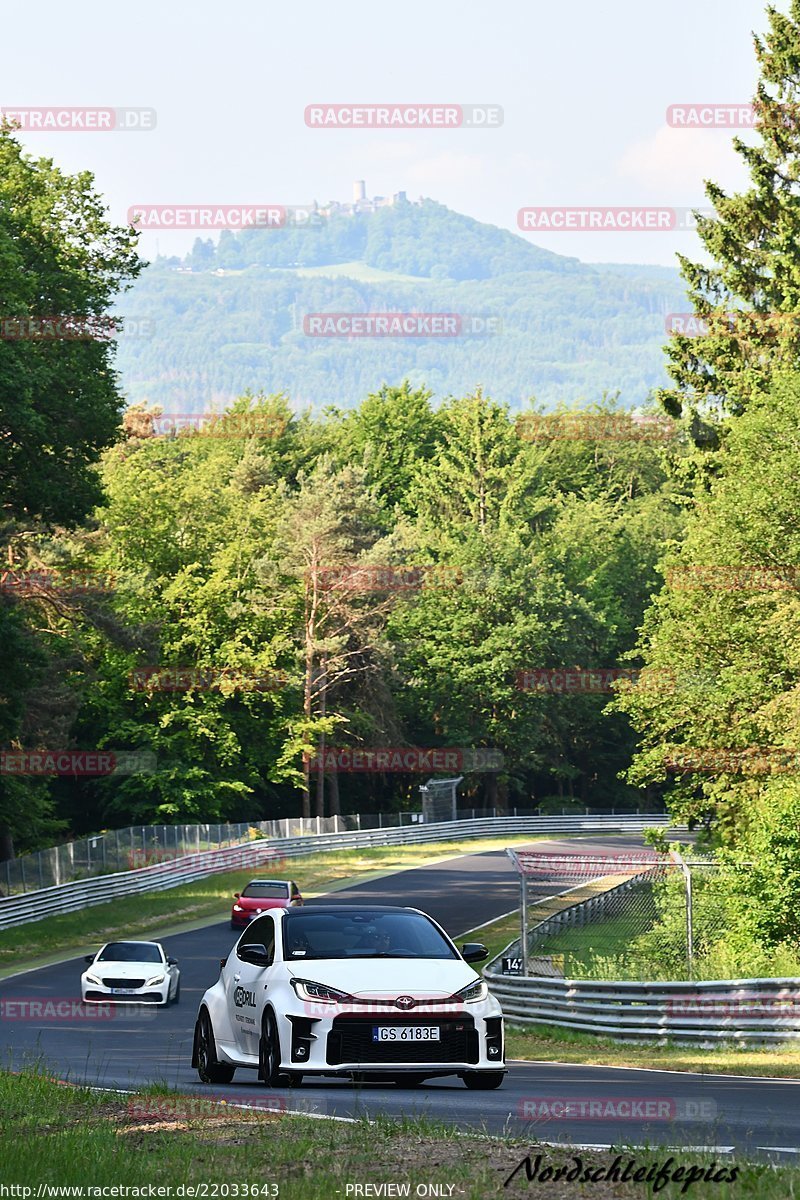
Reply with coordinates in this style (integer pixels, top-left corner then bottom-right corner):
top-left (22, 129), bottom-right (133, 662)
top-left (82, 980), bottom-right (170, 1005)
top-left (276, 1004), bottom-right (505, 1074)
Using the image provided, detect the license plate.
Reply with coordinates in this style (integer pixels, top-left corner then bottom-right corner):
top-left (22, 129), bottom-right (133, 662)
top-left (372, 1026), bottom-right (440, 1042)
top-left (110, 987), bottom-right (137, 994)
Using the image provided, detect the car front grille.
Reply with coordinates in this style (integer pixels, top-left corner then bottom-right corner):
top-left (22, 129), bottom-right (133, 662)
top-left (101, 978), bottom-right (145, 989)
top-left (327, 1017), bottom-right (478, 1065)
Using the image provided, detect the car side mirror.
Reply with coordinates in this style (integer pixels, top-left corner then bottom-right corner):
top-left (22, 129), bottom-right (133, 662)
top-left (461, 942), bottom-right (489, 964)
top-left (238, 943), bottom-right (271, 966)
top-left (167, 957), bottom-right (178, 966)
top-left (233, 892), bottom-right (240, 899)
top-left (84, 955), bottom-right (95, 964)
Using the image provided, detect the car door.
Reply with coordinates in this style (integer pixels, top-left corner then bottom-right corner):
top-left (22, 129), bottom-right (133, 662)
top-left (229, 914), bottom-right (276, 1057)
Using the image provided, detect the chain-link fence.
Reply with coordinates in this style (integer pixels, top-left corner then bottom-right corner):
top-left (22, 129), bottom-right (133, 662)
top-left (1, 806), bottom-right (547, 896)
top-left (506, 849), bottom-right (724, 981)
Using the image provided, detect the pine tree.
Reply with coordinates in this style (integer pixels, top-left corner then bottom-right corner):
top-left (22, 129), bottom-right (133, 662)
top-left (661, 2), bottom-right (800, 422)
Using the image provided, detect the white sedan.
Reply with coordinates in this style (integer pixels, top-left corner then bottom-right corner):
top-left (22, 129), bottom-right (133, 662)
top-left (192, 904), bottom-right (505, 1089)
top-left (82, 940), bottom-right (181, 1006)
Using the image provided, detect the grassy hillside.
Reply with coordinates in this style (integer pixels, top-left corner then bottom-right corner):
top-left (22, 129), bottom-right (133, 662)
top-left (116, 198), bottom-right (687, 412)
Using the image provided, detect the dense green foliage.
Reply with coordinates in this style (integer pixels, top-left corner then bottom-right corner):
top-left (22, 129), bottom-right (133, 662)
top-left (0, 128), bottom-right (142, 856)
top-left (661, 0), bottom-right (800, 423)
top-left (4, 389), bottom-right (685, 845)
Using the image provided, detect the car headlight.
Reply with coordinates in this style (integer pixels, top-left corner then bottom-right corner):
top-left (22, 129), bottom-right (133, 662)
top-left (452, 979), bottom-right (488, 1003)
top-left (145, 974), bottom-right (166, 987)
top-left (290, 978), bottom-right (353, 1004)
top-left (232, 904), bottom-right (243, 912)
top-left (85, 974), bottom-right (101, 987)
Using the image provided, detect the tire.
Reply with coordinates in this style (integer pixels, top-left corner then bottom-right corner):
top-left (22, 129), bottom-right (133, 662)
top-left (195, 1010), bottom-right (236, 1084)
top-left (259, 1012), bottom-right (290, 1088)
top-left (172, 977), bottom-right (181, 1005)
top-left (258, 1015), bottom-right (303, 1089)
top-left (461, 1071), bottom-right (504, 1091)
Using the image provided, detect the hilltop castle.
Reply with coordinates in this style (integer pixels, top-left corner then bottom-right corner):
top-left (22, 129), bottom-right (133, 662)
top-left (315, 181), bottom-right (418, 218)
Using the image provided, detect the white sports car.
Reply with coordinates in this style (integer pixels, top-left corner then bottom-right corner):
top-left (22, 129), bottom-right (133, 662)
top-left (192, 904), bottom-right (505, 1089)
top-left (81, 939), bottom-right (181, 1005)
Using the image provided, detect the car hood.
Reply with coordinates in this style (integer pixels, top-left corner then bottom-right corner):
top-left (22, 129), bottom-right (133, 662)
top-left (87, 961), bottom-right (165, 976)
top-left (284, 957), bottom-right (478, 999)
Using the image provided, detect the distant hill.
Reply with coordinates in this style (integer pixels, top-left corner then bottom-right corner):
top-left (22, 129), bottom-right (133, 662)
top-left (115, 198), bottom-right (688, 412)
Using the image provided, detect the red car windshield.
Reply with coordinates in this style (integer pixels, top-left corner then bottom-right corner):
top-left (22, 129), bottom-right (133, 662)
top-left (242, 882), bottom-right (290, 899)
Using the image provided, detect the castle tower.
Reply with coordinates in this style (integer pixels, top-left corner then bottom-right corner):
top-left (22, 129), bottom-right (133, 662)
top-left (353, 179), bottom-right (366, 204)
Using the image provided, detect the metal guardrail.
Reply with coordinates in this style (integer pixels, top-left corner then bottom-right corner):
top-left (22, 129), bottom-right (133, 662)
top-left (0, 814), bottom-right (668, 931)
top-left (485, 971), bottom-right (800, 1045)
top-left (1, 807), bottom-right (559, 895)
top-left (485, 868), bottom-right (800, 1044)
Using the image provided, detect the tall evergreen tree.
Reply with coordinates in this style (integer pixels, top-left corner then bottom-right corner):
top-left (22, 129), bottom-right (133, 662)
top-left (661, 2), bottom-right (800, 423)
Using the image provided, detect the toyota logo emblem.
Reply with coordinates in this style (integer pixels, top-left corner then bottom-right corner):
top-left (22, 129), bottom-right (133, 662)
top-left (395, 995), bottom-right (415, 1010)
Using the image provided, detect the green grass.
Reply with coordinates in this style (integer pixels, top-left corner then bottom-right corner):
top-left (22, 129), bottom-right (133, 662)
top-left (0, 1070), bottom-right (796, 1198)
top-left (506, 1022), bottom-right (800, 1079)
top-left (535, 908), bottom-right (653, 974)
top-left (0, 834), bottom-right (543, 971)
top-left (460, 873), bottom-right (640, 967)
top-left (281, 259), bottom-right (429, 283)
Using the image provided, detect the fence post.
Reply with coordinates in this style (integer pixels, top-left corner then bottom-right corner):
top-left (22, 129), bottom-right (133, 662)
top-left (356, 814), bottom-right (361, 831)
top-left (378, 813), bottom-right (382, 829)
top-left (670, 848), bottom-right (693, 978)
top-left (521, 871), bottom-right (529, 977)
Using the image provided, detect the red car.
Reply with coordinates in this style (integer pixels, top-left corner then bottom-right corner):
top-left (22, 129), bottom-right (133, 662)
top-left (230, 879), bottom-right (303, 929)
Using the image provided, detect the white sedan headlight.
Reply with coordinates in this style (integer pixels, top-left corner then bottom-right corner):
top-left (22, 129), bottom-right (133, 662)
top-left (145, 974), bottom-right (166, 987)
top-left (452, 979), bottom-right (488, 1003)
top-left (84, 974), bottom-right (102, 987)
top-left (290, 978), bottom-right (353, 1004)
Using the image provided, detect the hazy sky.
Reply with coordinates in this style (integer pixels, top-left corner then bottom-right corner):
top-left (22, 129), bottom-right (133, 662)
top-left (1, 0), bottom-right (777, 267)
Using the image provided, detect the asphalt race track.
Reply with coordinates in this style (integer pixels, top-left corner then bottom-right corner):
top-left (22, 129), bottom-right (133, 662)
top-left (2, 835), bottom-right (799, 1160)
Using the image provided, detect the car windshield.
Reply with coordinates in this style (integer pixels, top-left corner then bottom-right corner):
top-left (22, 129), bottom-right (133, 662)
top-left (282, 909), bottom-right (457, 960)
top-left (242, 882), bottom-right (290, 898)
top-left (96, 942), bottom-right (162, 963)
